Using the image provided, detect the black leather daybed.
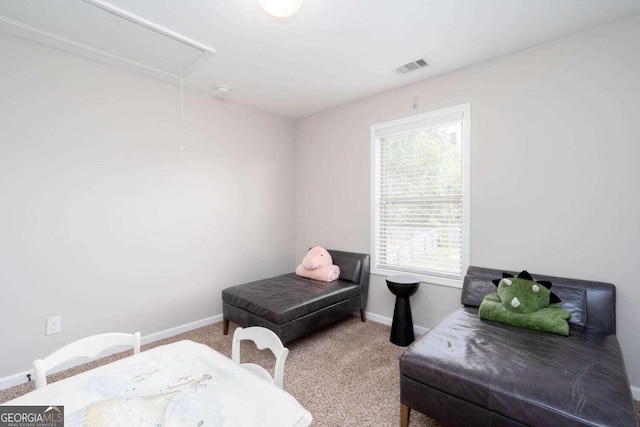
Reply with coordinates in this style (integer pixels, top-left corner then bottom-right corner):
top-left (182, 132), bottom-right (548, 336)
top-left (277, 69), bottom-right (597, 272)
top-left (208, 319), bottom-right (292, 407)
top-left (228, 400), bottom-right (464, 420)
top-left (221, 250), bottom-right (370, 343)
top-left (399, 266), bottom-right (638, 427)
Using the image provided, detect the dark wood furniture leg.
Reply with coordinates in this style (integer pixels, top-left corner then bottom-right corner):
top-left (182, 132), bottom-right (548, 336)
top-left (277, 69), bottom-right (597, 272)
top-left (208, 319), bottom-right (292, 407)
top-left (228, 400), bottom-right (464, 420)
top-left (401, 403), bottom-right (410, 427)
top-left (360, 308), bottom-right (366, 322)
top-left (223, 319), bottom-right (229, 335)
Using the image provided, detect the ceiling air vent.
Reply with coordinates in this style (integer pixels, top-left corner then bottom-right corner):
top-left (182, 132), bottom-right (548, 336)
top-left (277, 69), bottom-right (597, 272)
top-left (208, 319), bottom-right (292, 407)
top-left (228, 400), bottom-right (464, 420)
top-left (395, 57), bottom-right (430, 75)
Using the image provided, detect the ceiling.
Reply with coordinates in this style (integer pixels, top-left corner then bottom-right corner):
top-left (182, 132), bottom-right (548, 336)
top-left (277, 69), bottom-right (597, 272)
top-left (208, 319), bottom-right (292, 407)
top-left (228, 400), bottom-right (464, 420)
top-left (1, 0), bottom-right (639, 118)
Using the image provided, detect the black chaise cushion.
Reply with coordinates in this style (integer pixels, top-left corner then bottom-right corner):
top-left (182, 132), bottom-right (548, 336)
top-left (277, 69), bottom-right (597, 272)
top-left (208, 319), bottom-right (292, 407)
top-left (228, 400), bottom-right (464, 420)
top-left (400, 307), bottom-right (636, 427)
top-left (222, 273), bottom-right (361, 325)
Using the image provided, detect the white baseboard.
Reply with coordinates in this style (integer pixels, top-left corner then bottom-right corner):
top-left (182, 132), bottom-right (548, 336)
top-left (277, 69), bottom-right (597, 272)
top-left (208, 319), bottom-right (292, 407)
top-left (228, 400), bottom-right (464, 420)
top-left (632, 385), bottom-right (640, 401)
top-left (364, 311), bottom-right (430, 336)
top-left (140, 314), bottom-right (222, 345)
top-left (0, 370), bottom-right (34, 391)
top-left (0, 314), bottom-right (223, 391)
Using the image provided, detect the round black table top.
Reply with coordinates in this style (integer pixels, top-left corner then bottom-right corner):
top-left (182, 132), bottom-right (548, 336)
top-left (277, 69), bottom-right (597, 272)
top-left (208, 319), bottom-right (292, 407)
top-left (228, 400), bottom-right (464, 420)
top-left (386, 275), bottom-right (421, 285)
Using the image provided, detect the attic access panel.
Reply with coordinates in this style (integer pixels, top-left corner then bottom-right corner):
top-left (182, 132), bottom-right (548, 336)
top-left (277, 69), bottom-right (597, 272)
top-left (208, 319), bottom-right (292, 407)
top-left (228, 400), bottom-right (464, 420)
top-left (0, 0), bottom-right (214, 81)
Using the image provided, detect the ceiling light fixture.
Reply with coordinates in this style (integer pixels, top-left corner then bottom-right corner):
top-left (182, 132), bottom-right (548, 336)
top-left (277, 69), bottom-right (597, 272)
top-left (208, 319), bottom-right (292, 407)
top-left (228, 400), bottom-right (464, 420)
top-left (258, 0), bottom-right (302, 18)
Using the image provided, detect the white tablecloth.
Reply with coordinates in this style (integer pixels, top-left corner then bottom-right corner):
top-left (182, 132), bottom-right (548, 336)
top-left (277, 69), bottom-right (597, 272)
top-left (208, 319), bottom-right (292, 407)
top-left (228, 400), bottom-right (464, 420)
top-left (4, 340), bottom-right (312, 427)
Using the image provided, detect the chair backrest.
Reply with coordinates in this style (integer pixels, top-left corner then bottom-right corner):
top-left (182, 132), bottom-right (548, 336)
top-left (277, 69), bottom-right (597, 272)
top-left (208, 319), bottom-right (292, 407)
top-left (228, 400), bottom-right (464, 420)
top-left (231, 326), bottom-right (289, 388)
top-left (33, 332), bottom-right (141, 389)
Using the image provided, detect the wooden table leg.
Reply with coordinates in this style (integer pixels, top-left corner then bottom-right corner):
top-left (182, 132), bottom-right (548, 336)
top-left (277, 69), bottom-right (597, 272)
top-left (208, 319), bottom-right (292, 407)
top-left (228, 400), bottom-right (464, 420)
top-left (401, 403), bottom-right (410, 427)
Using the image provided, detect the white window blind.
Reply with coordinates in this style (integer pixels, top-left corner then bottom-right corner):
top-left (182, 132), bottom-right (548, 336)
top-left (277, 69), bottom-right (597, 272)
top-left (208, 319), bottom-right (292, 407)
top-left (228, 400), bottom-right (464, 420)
top-left (371, 104), bottom-right (470, 286)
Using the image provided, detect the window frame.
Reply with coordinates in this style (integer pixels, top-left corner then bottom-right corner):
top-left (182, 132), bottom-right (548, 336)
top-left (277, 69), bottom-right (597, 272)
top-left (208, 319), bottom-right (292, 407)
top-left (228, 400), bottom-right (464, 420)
top-left (370, 103), bottom-right (471, 288)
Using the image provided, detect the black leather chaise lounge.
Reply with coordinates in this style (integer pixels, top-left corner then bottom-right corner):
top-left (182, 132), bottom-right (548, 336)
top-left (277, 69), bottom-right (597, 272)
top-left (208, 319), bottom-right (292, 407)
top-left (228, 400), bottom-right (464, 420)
top-left (399, 266), bottom-right (637, 427)
top-left (221, 250), bottom-right (370, 343)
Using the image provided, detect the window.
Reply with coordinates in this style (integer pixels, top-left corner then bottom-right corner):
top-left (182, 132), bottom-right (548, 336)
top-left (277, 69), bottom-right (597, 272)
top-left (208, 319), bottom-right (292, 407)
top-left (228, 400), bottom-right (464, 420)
top-left (371, 103), bottom-right (470, 287)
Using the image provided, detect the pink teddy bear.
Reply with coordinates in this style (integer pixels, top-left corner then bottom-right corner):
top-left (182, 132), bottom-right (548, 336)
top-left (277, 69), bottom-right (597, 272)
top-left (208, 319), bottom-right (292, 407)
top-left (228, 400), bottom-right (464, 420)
top-left (295, 245), bottom-right (340, 282)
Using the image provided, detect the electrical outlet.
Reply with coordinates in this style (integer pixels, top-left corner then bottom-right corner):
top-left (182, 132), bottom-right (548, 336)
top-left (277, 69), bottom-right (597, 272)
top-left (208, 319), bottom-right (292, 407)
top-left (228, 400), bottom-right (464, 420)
top-left (45, 316), bottom-right (62, 335)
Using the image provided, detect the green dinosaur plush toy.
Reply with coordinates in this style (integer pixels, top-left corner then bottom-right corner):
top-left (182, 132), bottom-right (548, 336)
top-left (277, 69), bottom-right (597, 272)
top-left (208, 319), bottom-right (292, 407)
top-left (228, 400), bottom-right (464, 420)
top-left (495, 272), bottom-right (558, 314)
top-left (479, 271), bottom-right (571, 336)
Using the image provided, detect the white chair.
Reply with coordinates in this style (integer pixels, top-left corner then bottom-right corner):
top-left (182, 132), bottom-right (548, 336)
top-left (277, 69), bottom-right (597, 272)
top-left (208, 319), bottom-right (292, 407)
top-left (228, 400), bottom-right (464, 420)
top-left (232, 326), bottom-right (289, 389)
top-left (33, 332), bottom-right (140, 389)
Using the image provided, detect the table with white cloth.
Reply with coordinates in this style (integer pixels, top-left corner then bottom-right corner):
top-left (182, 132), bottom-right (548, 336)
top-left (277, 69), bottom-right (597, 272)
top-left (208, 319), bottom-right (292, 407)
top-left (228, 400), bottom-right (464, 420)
top-left (3, 340), bottom-right (312, 427)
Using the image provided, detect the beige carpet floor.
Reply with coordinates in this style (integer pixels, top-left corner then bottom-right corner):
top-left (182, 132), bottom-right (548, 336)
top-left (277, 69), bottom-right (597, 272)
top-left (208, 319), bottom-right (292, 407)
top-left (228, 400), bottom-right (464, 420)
top-left (1, 317), bottom-right (638, 426)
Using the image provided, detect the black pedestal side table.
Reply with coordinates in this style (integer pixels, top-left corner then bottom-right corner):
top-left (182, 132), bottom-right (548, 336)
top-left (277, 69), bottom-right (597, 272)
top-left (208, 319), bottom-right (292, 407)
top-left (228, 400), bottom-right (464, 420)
top-left (386, 275), bottom-right (421, 346)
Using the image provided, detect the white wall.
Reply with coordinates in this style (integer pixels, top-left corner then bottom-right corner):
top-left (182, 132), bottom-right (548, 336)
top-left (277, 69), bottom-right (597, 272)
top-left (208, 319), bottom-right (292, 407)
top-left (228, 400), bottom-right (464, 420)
top-left (295, 14), bottom-right (640, 387)
top-left (0, 33), bottom-right (296, 378)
